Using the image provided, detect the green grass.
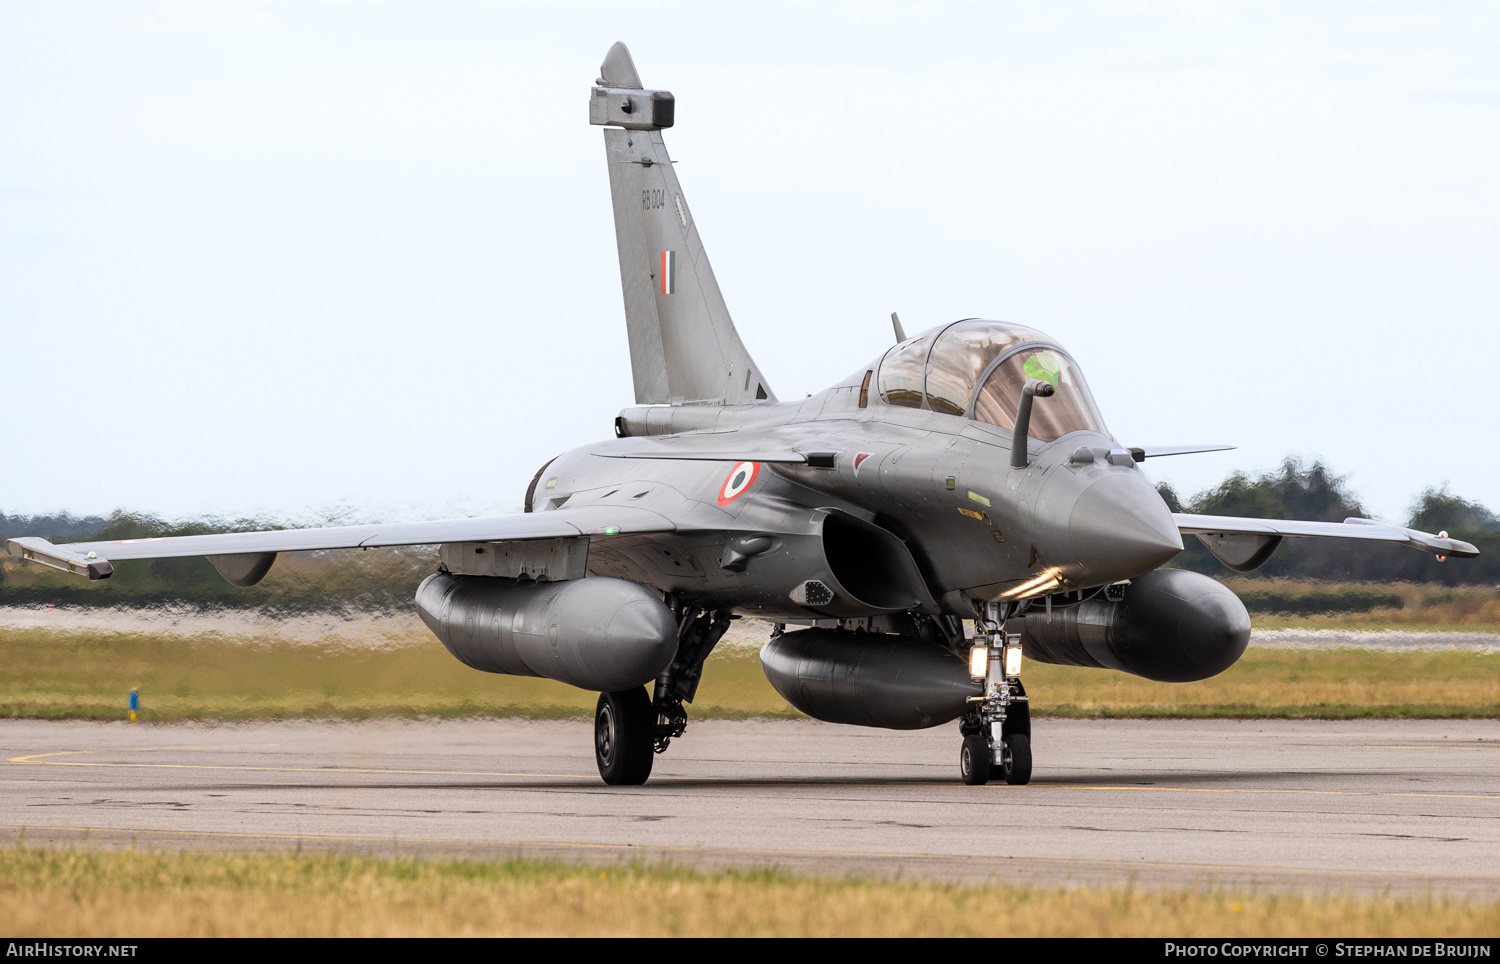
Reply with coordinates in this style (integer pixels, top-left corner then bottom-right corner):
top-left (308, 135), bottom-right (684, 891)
top-left (0, 626), bottom-right (799, 722)
top-left (1027, 649), bottom-right (1500, 719)
top-left (1, 626), bottom-right (1495, 721)
top-left (2, 847), bottom-right (1497, 937)
top-left (1229, 578), bottom-right (1500, 632)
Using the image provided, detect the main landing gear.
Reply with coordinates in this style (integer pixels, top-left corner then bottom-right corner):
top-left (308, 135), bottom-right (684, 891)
top-left (959, 603), bottom-right (1032, 786)
top-left (593, 602), bottom-right (731, 786)
top-left (595, 687), bottom-right (656, 785)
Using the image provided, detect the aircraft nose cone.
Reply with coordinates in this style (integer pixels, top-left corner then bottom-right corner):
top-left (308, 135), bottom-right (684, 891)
top-left (1067, 472), bottom-right (1183, 581)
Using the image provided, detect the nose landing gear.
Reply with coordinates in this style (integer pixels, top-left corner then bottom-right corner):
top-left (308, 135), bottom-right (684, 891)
top-left (959, 685), bottom-right (1031, 785)
top-left (959, 621), bottom-right (1032, 786)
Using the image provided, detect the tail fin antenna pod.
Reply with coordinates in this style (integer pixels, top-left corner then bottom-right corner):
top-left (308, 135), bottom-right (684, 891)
top-left (591, 42), bottom-right (775, 406)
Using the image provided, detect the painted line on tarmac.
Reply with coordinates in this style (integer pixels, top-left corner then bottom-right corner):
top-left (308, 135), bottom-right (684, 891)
top-left (1036, 784), bottom-right (1500, 800)
top-left (7, 749), bottom-right (593, 781)
top-left (1362, 744), bottom-right (1500, 751)
top-left (8, 751), bottom-right (1498, 801)
top-left (3, 743), bottom-right (288, 765)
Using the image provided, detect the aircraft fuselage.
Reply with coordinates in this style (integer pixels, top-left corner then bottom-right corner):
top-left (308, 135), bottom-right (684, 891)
top-left (534, 349), bottom-right (1183, 623)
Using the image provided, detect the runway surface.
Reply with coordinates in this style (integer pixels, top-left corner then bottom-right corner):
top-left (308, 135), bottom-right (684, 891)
top-left (3, 718), bottom-right (1497, 894)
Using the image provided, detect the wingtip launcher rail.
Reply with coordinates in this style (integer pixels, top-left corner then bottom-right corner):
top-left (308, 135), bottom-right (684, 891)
top-left (6, 537), bottom-right (114, 580)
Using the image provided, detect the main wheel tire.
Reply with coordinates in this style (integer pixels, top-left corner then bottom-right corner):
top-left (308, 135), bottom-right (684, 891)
top-left (595, 687), bottom-right (656, 786)
top-left (960, 734), bottom-right (992, 785)
top-left (1000, 733), bottom-right (1032, 786)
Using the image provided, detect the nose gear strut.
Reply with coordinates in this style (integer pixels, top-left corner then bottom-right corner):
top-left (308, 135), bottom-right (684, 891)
top-left (959, 602), bottom-right (1032, 785)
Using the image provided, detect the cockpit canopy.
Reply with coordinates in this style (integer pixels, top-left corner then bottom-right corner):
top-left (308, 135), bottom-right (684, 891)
top-left (877, 319), bottom-right (1108, 442)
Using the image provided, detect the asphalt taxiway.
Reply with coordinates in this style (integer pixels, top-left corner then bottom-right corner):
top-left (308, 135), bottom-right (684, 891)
top-left (3, 718), bottom-right (1497, 894)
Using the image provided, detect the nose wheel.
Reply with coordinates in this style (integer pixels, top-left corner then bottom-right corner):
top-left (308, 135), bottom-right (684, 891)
top-left (960, 734), bottom-right (991, 785)
top-left (998, 733), bottom-right (1032, 785)
top-left (959, 731), bottom-right (1031, 785)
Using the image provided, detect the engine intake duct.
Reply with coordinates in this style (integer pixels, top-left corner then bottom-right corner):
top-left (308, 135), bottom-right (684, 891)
top-left (760, 629), bottom-right (980, 730)
top-left (821, 513), bottom-right (929, 612)
top-left (416, 573), bottom-right (677, 692)
top-left (1021, 569), bottom-right (1250, 683)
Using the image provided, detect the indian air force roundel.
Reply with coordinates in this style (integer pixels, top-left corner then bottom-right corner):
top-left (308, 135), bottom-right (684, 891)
top-left (717, 461), bottom-right (760, 506)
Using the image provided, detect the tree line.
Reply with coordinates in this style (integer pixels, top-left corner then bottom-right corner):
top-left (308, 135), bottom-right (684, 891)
top-left (1158, 458), bottom-right (1499, 584)
top-left (0, 510), bottom-right (432, 611)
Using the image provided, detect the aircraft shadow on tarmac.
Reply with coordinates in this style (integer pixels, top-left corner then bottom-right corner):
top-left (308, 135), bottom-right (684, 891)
top-left (180, 768), bottom-right (1335, 794)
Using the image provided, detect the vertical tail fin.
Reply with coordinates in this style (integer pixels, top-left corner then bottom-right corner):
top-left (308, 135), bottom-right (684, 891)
top-left (590, 42), bottom-right (775, 406)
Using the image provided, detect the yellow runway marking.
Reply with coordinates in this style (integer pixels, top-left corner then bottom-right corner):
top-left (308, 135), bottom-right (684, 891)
top-left (1046, 785), bottom-right (1500, 801)
top-left (12, 742), bottom-right (286, 759)
top-left (7, 750), bottom-right (1498, 800)
top-left (1363, 745), bottom-right (1500, 751)
top-left (8, 761), bottom-right (593, 780)
top-left (8, 749), bottom-right (592, 780)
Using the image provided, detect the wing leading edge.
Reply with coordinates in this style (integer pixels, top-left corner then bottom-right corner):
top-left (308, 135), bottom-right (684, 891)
top-left (1174, 513), bottom-right (1477, 559)
top-left (10, 506), bottom-right (1475, 584)
top-left (5, 505), bottom-right (677, 581)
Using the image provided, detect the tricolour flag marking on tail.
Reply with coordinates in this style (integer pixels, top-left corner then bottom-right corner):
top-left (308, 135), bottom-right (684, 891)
top-left (659, 250), bottom-right (676, 294)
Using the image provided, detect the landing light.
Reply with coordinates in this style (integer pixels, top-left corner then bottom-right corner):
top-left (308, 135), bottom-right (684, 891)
top-left (1004, 644), bottom-right (1024, 679)
top-left (1000, 568), bottom-right (1062, 599)
top-left (969, 645), bottom-right (988, 679)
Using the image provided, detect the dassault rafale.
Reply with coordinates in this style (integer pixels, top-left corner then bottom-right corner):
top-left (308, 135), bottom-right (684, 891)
top-left (9, 44), bottom-right (1478, 787)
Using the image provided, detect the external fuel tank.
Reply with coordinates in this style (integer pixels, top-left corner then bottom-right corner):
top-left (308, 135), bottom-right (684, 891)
top-left (416, 573), bottom-right (678, 692)
top-left (760, 629), bottom-right (980, 730)
top-left (1020, 568), bottom-right (1250, 682)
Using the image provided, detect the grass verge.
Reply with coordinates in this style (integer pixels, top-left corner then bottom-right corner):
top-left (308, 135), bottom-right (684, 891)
top-left (1, 847), bottom-right (1496, 938)
top-left (1226, 578), bottom-right (1500, 632)
top-left (0, 627), bottom-right (798, 722)
top-left (2, 626), bottom-right (1496, 722)
top-left (1029, 649), bottom-right (1500, 719)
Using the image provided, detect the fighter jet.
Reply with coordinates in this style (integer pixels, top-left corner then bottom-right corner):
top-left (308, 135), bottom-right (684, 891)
top-left (9, 43), bottom-right (1478, 787)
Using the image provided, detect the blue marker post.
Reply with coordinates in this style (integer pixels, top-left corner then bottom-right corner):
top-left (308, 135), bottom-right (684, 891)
top-left (129, 688), bottom-right (138, 723)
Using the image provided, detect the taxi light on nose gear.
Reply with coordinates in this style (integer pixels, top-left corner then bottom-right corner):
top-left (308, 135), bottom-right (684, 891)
top-left (969, 645), bottom-right (988, 679)
top-left (1004, 644), bottom-right (1023, 679)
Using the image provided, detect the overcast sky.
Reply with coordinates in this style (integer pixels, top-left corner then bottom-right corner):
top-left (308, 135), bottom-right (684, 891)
top-left (3, 1), bottom-right (1496, 526)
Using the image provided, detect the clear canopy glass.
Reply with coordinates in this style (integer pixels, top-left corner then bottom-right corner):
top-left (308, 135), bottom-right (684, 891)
top-left (875, 319), bottom-right (1108, 441)
top-left (923, 321), bottom-right (1050, 415)
top-left (972, 346), bottom-right (1108, 441)
top-left (876, 330), bottom-right (934, 409)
